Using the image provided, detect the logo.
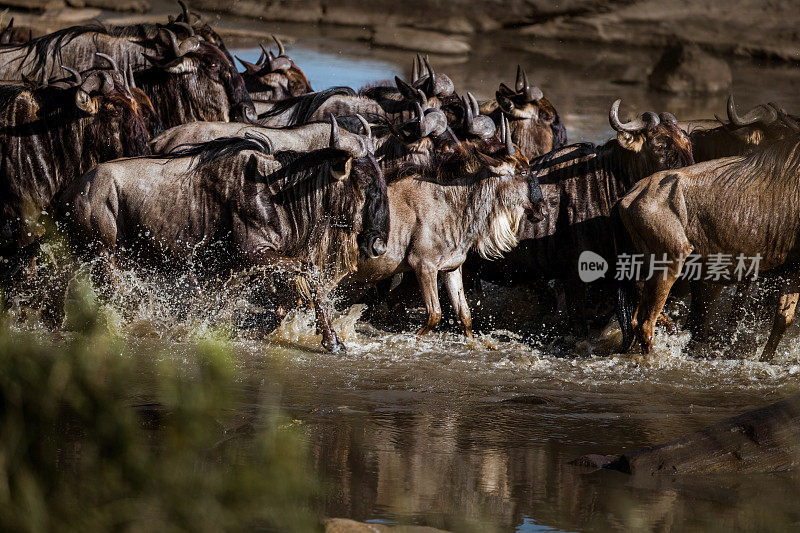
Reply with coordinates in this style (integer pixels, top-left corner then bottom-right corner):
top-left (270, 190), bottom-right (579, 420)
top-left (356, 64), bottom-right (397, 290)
top-left (578, 251), bottom-right (608, 283)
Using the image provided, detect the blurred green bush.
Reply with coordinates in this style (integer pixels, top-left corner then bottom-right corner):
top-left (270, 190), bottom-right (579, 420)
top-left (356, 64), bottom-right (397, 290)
top-left (0, 278), bottom-right (320, 532)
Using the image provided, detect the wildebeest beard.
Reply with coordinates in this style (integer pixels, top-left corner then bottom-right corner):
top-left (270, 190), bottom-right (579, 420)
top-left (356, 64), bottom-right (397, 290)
top-left (257, 149), bottom-right (386, 282)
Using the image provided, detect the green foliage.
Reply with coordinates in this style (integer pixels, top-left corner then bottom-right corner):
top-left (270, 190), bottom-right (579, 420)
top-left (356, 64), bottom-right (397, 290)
top-left (0, 283), bottom-right (320, 532)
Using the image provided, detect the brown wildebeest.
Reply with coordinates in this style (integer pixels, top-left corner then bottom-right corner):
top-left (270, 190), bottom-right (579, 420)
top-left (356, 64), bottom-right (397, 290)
top-left (237, 36), bottom-right (313, 103)
top-left (0, 64), bottom-right (152, 280)
top-left (348, 118), bottom-right (546, 338)
top-left (470, 99), bottom-right (694, 349)
top-left (479, 66), bottom-right (567, 159)
top-left (59, 120), bottom-right (389, 353)
top-left (619, 133), bottom-right (800, 358)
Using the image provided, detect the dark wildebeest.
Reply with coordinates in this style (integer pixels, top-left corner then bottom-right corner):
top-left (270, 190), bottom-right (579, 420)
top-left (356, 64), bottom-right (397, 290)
top-left (237, 36), bottom-right (313, 103)
top-left (684, 95), bottom-right (794, 162)
top-left (619, 133), bottom-right (800, 359)
top-left (256, 58), bottom-right (454, 127)
top-left (479, 66), bottom-right (567, 159)
top-left (59, 121), bottom-right (389, 353)
top-left (0, 65), bottom-right (152, 277)
top-left (348, 119), bottom-right (546, 338)
top-left (0, 25), bottom-right (255, 129)
top-left (471, 100), bottom-right (694, 349)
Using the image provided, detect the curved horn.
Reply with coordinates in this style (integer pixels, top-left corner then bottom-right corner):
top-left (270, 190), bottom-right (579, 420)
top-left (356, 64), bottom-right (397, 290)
top-left (60, 65), bottom-right (82, 86)
top-left (515, 65), bottom-right (524, 92)
top-left (356, 113), bottom-right (371, 140)
top-left (272, 34), bottom-right (285, 56)
top-left (412, 54), bottom-right (420, 83)
top-left (100, 70), bottom-right (114, 94)
top-left (463, 95), bottom-right (474, 128)
top-left (609, 99), bottom-right (657, 133)
top-left (504, 116), bottom-right (515, 156)
top-left (127, 63), bottom-right (137, 89)
top-left (257, 43), bottom-right (268, 65)
top-left (174, 21), bottom-right (195, 37)
top-left (415, 102), bottom-right (425, 138)
top-left (727, 93), bottom-right (777, 127)
top-left (659, 112), bottom-right (678, 125)
top-left (499, 111), bottom-right (506, 141)
top-left (95, 52), bottom-right (119, 73)
top-left (415, 88), bottom-right (428, 111)
top-left (423, 56), bottom-right (435, 94)
top-left (177, 0), bottom-right (190, 21)
top-left (160, 28), bottom-right (182, 58)
top-left (468, 91), bottom-right (480, 116)
top-left (329, 113), bottom-right (340, 148)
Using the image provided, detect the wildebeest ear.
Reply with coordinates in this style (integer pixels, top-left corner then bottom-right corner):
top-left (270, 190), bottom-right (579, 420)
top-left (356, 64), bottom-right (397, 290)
top-left (330, 156), bottom-right (353, 181)
top-left (475, 150), bottom-right (502, 168)
top-left (496, 90), bottom-right (514, 114)
top-left (395, 76), bottom-right (419, 102)
top-left (617, 131), bottom-right (644, 152)
top-left (75, 89), bottom-right (97, 115)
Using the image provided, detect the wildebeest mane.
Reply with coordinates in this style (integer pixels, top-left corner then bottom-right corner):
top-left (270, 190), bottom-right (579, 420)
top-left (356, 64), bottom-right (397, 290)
top-left (258, 86), bottom-right (356, 123)
top-left (252, 147), bottom-right (364, 279)
top-left (0, 83), bottom-right (31, 109)
top-left (716, 134), bottom-right (800, 188)
top-left (147, 133), bottom-right (273, 169)
top-left (3, 24), bottom-right (108, 77)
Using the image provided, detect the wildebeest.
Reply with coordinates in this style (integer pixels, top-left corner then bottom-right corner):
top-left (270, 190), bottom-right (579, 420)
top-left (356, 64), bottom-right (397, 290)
top-left (619, 133), bottom-right (800, 358)
top-left (0, 24), bottom-right (255, 129)
top-left (151, 115), bottom-right (371, 154)
top-left (685, 95), bottom-right (793, 162)
top-left (237, 36), bottom-right (313, 103)
top-left (479, 66), bottom-right (567, 158)
top-left (348, 119), bottom-right (546, 338)
top-left (59, 119), bottom-right (389, 353)
top-left (0, 65), bottom-right (151, 270)
top-left (471, 100), bottom-right (694, 348)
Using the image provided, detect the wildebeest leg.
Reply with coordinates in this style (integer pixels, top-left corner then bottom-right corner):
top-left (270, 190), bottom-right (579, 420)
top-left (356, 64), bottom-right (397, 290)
top-left (248, 249), bottom-right (345, 353)
top-left (633, 253), bottom-right (688, 353)
top-left (413, 261), bottom-right (441, 335)
top-left (442, 266), bottom-right (473, 339)
top-left (687, 280), bottom-right (724, 343)
top-left (761, 275), bottom-right (800, 362)
top-left (616, 280), bottom-right (639, 352)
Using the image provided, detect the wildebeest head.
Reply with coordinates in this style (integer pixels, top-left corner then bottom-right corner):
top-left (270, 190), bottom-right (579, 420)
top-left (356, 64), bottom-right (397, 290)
top-left (493, 66), bottom-right (566, 156)
top-left (394, 55), bottom-right (455, 109)
top-left (453, 92), bottom-right (496, 140)
top-left (327, 115), bottom-right (389, 260)
top-left (170, 0), bottom-right (232, 60)
top-left (54, 61), bottom-right (152, 161)
top-left (609, 99), bottom-right (694, 171)
top-left (144, 28), bottom-right (256, 123)
top-left (237, 36), bottom-right (313, 101)
top-left (688, 94), bottom-right (795, 162)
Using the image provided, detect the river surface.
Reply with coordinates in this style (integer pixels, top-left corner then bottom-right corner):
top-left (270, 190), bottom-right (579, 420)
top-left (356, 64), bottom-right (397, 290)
top-left (15, 15), bottom-right (800, 532)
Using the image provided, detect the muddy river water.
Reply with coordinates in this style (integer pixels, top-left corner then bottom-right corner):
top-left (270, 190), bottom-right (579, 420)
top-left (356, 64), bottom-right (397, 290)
top-left (14, 16), bottom-right (800, 531)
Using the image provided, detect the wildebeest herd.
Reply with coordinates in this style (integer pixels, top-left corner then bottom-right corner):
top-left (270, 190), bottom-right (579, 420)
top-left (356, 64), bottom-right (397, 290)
top-left (2, 2), bottom-right (800, 360)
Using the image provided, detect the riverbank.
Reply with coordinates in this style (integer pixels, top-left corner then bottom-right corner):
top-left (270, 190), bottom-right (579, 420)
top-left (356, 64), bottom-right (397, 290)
top-left (2, 0), bottom-right (800, 62)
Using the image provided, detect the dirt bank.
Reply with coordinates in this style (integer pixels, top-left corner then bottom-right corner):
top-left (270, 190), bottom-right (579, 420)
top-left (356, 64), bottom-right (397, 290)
top-left (2, 0), bottom-right (798, 62)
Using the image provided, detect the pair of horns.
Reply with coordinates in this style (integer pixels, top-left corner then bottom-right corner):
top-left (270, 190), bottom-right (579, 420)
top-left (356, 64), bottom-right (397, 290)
top-left (237, 35), bottom-right (291, 74)
top-left (329, 113), bottom-right (371, 158)
top-left (514, 65), bottom-right (543, 102)
top-left (407, 54), bottom-right (454, 97)
top-left (159, 27), bottom-right (200, 59)
top-left (462, 91), bottom-right (496, 139)
top-left (411, 54), bottom-right (434, 84)
top-left (413, 103), bottom-right (448, 139)
top-left (609, 99), bottom-right (661, 133)
top-left (498, 114), bottom-right (515, 155)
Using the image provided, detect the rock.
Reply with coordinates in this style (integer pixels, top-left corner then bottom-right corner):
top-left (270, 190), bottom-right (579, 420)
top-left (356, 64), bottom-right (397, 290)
top-left (648, 42), bottom-right (731, 94)
top-left (324, 518), bottom-right (450, 533)
top-left (370, 26), bottom-right (471, 55)
top-left (0, 0), bottom-right (64, 10)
